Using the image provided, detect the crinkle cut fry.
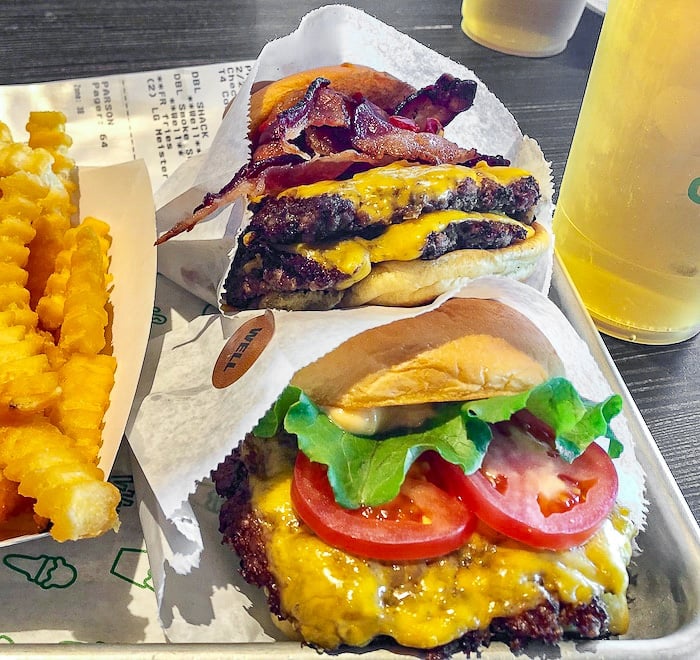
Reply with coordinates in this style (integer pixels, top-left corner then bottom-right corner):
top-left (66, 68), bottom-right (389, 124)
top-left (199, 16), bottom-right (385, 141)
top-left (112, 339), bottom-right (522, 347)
top-left (26, 111), bottom-right (75, 190)
top-left (0, 147), bottom-right (61, 415)
top-left (34, 212), bottom-right (117, 539)
top-left (0, 116), bottom-right (119, 541)
top-left (0, 415), bottom-right (120, 541)
top-left (57, 218), bottom-right (112, 352)
top-left (48, 215), bottom-right (116, 466)
top-left (51, 353), bottom-right (116, 463)
top-left (24, 112), bottom-right (76, 309)
top-left (38, 216), bottom-right (112, 337)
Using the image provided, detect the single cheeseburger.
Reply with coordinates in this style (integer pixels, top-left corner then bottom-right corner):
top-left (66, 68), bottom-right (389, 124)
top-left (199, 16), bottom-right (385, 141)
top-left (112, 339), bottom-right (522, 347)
top-left (212, 298), bottom-right (641, 656)
top-left (157, 64), bottom-right (550, 311)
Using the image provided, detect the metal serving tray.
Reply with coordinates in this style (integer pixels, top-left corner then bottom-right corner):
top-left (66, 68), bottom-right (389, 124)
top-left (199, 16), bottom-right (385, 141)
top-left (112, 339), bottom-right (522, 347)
top-left (5, 257), bottom-right (700, 660)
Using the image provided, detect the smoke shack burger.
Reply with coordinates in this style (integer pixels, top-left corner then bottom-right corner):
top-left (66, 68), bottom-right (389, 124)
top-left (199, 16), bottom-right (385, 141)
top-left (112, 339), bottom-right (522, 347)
top-left (157, 64), bottom-right (550, 311)
top-left (212, 298), bottom-right (641, 657)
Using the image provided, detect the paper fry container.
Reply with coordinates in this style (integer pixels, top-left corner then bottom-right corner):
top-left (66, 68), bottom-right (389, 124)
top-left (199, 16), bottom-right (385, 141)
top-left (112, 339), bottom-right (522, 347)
top-left (0, 159), bottom-right (157, 548)
top-left (153, 4), bottom-right (555, 310)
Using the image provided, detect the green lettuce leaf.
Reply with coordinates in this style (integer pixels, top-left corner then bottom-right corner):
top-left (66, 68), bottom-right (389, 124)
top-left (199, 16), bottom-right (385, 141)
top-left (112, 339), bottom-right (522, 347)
top-left (284, 392), bottom-right (491, 509)
top-left (465, 377), bottom-right (624, 461)
top-left (254, 377), bottom-right (624, 509)
top-left (252, 386), bottom-right (302, 437)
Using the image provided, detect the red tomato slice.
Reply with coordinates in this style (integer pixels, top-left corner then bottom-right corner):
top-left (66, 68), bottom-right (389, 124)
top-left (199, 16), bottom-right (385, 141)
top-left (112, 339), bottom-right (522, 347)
top-left (450, 425), bottom-right (618, 550)
top-left (291, 452), bottom-right (477, 561)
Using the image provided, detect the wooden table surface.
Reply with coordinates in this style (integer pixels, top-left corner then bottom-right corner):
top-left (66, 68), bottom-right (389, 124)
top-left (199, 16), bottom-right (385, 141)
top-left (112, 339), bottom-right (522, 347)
top-left (1, 0), bottom-right (698, 525)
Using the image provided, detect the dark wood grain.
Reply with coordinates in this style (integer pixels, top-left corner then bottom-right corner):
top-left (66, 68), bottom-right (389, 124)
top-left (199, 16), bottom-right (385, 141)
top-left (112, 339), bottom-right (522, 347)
top-left (1, 0), bottom-right (698, 523)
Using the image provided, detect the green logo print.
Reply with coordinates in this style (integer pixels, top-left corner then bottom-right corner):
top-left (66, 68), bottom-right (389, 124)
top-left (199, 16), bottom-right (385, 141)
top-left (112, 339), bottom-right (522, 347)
top-left (3, 553), bottom-right (77, 589)
top-left (0, 635), bottom-right (14, 644)
top-left (110, 548), bottom-right (154, 591)
top-left (152, 306), bottom-right (167, 325)
top-left (110, 474), bottom-right (136, 510)
top-left (689, 177), bottom-right (700, 204)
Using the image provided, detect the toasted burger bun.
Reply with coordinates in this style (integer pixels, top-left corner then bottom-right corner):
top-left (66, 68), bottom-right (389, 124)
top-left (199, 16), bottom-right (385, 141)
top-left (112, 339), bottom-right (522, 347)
top-left (292, 297), bottom-right (564, 409)
top-left (248, 62), bottom-right (416, 137)
top-left (341, 220), bottom-right (550, 308)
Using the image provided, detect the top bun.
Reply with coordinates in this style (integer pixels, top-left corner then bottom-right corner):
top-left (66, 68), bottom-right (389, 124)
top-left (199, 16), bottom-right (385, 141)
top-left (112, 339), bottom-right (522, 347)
top-left (291, 298), bottom-right (564, 409)
top-left (248, 62), bottom-right (416, 137)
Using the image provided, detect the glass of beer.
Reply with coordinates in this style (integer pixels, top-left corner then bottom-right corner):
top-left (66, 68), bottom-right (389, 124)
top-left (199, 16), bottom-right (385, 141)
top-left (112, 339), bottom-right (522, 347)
top-left (553, 0), bottom-right (700, 345)
top-left (460, 0), bottom-right (587, 57)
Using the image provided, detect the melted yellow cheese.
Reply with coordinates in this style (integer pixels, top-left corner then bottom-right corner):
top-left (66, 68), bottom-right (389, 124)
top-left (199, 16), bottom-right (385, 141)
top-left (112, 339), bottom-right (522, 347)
top-left (290, 209), bottom-right (533, 289)
top-left (280, 161), bottom-right (533, 220)
top-left (250, 442), bottom-right (636, 651)
top-left (472, 159), bottom-right (533, 186)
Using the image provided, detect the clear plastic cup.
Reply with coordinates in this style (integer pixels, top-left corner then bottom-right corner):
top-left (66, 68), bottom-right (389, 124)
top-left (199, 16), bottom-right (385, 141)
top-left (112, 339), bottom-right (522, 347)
top-left (461, 0), bottom-right (587, 58)
top-left (553, 0), bottom-right (700, 344)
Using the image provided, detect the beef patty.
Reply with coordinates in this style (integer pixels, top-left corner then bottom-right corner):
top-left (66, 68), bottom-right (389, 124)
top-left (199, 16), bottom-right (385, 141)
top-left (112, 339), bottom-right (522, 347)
top-left (212, 434), bottom-right (624, 657)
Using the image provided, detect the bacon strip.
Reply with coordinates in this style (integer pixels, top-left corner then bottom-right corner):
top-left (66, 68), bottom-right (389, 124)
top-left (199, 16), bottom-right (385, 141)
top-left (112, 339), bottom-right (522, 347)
top-left (155, 154), bottom-right (298, 245)
top-left (394, 74), bottom-right (477, 131)
top-left (351, 100), bottom-right (479, 164)
top-left (157, 73), bottom-right (501, 244)
top-left (256, 78), bottom-right (351, 149)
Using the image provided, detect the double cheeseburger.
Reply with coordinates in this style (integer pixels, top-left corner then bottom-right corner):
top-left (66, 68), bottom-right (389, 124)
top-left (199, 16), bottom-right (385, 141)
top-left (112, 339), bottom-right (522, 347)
top-left (212, 298), bottom-right (641, 656)
top-left (157, 64), bottom-right (550, 311)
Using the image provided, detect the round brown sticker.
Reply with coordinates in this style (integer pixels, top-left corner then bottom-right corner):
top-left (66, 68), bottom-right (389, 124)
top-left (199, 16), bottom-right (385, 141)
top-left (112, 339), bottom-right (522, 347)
top-left (212, 310), bottom-right (275, 389)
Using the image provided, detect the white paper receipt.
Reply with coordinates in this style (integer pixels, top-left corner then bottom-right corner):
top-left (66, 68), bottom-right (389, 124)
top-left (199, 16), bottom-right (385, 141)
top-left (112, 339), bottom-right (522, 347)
top-left (0, 61), bottom-right (254, 192)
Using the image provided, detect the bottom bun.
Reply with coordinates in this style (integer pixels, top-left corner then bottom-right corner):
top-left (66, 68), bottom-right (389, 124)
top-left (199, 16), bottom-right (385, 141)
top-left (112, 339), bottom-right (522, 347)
top-left (342, 221), bottom-right (550, 308)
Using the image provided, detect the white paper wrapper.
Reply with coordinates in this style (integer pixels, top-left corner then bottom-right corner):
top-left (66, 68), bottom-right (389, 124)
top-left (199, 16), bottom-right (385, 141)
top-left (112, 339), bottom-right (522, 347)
top-left (128, 275), bottom-right (646, 641)
top-left (153, 4), bottom-right (555, 309)
top-left (0, 159), bottom-right (156, 548)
